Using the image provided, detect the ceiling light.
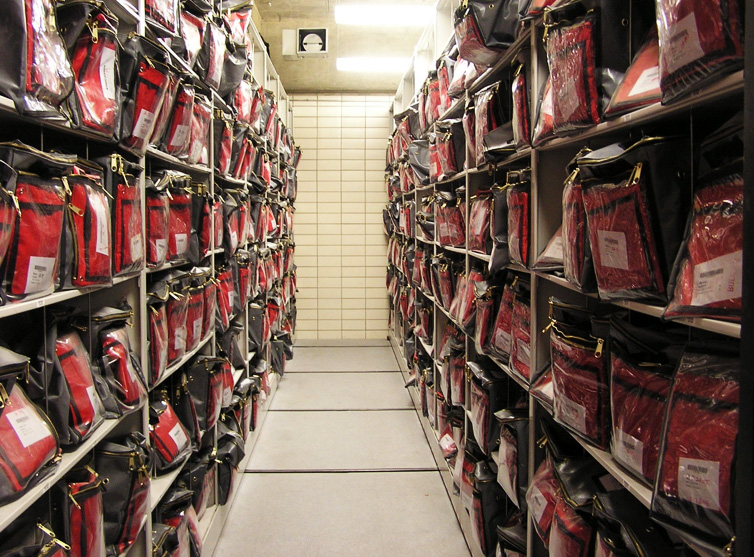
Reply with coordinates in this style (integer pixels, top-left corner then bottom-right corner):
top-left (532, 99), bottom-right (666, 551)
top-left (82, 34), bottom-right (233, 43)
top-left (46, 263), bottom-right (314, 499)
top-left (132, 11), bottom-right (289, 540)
top-left (334, 4), bottom-right (433, 27)
top-left (336, 57), bottom-right (411, 73)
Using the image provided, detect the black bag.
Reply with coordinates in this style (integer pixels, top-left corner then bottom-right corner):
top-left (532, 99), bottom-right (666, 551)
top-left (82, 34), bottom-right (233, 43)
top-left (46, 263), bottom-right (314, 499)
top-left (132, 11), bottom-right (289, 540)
top-left (216, 421), bottom-right (245, 505)
top-left (454, 0), bottom-right (520, 67)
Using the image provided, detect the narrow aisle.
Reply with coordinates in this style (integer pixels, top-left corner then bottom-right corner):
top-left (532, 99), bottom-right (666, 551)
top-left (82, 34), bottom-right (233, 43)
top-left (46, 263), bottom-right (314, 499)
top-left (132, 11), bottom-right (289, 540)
top-left (213, 342), bottom-right (471, 557)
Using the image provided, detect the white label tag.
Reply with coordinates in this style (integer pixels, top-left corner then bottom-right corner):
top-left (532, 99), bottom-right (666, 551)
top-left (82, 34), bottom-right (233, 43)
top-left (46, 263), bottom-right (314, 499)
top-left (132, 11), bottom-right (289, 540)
top-left (665, 12), bottom-right (706, 76)
top-left (678, 457), bottom-right (721, 511)
top-left (540, 83), bottom-right (553, 117)
top-left (130, 234), bottom-right (143, 260)
top-left (170, 124), bottom-right (190, 148)
top-left (6, 406), bottom-right (50, 448)
top-left (132, 109), bottom-right (156, 140)
top-left (189, 137), bottom-right (203, 162)
top-left (230, 229), bottom-right (238, 249)
top-left (154, 238), bottom-right (167, 263)
top-left (174, 326), bottom-right (186, 351)
top-left (628, 66), bottom-right (660, 98)
top-left (539, 379), bottom-right (555, 403)
top-left (193, 318), bottom-right (202, 342)
top-left (614, 428), bottom-right (644, 475)
top-left (227, 290), bottom-right (234, 310)
top-left (557, 394), bottom-right (587, 434)
top-left (493, 330), bottom-right (511, 355)
top-left (691, 250), bottom-right (742, 306)
top-left (597, 230), bottom-right (630, 270)
top-left (25, 256), bottom-right (56, 294)
top-left (543, 235), bottom-right (563, 261)
top-left (528, 485), bottom-right (548, 524)
top-left (99, 45), bottom-right (117, 101)
top-left (91, 194), bottom-right (110, 256)
top-left (516, 339), bottom-right (530, 368)
top-left (174, 233), bottom-right (188, 256)
top-left (168, 421), bottom-right (188, 449)
top-left (159, 344), bottom-right (168, 375)
top-left (86, 385), bottom-right (102, 414)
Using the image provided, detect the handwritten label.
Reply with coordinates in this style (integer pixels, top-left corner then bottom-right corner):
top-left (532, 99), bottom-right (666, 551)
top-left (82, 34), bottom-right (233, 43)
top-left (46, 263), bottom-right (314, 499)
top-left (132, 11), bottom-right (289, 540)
top-left (91, 194), bottom-right (110, 256)
top-left (7, 406), bottom-right (50, 448)
top-left (628, 66), bottom-right (660, 98)
top-left (25, 256), bottom-right (55, 294)
top-left (99, 45), bottom-right (117, 101)
top-left (613, 428), bottom-right (644, 475)
top-left (598, 230), bottom-right (629, 270)
top-left (665, 12), bottom-right (706, 76)
top-left (678, 457), bottom-right (720, 511)
top-left (169, 421), bottom-right (188, 449)
top-left (557, 393), bottom-right (586, 434)
top-left (132, 109), bottom-right (156, 140)
top-left (692, 251), bottom-right (742, 306)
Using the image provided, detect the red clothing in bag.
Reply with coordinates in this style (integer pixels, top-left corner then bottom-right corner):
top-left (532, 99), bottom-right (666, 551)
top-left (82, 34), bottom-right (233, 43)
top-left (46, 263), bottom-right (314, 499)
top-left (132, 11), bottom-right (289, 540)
top-left (65, 470), bottom-right (106, 557)
top-left (184, 286), bottom-right (205, 353)
top-left (549, 499), bottom-right (593, 557)
top-left (167, 292), bottom-right (188, 364)
top-left (509, 295), bottom-right (531, 382)
top-left (149, 303), bottom-right (168, 386)
top-left (168, 190), bottom-right (191, 261)
top-left (562, 171), bottom-right (588, 288)
top-left (526, 456), bottom-right (562, 547)
top-left (112, 173), bottom-right (144, 276)
top-left (68, 177), bottom-right (112, 287)
top-left (101, 327), bottom-right (147, 409)
top-left (122, 61), bottom-right (169, 155)
top-left (489, 278), bottom-right (516, 360)
top-left (151, 400), bottom-right (191, 471)
top-left (507, 184), bottom-right (529, 268)
top-left (164, 83), bottom-right (195, 157)
top-left (146, 188), bottom-right (169, 267)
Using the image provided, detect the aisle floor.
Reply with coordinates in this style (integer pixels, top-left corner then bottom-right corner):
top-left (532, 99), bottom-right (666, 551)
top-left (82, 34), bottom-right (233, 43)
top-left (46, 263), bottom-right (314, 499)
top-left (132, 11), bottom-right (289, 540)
top-left (213, 342), bottom-right (471, 557)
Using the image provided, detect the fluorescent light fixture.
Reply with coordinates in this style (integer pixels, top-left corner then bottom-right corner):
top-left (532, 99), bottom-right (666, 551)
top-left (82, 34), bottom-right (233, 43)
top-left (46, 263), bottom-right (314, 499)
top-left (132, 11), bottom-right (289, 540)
top-left (334, 4), bottom-right (433, 27)
top-left (336, 57), bottom-right (411, 73)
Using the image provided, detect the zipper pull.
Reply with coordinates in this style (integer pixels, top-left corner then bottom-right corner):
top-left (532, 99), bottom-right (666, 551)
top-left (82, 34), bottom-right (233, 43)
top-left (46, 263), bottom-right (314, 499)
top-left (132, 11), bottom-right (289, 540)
top-left (68, 489), bottom-right (82, 510)
top-left (9, 190), bottom-right (21, 217)
top-left (542, 320), bottom-right (554, 334)
top-left (89, 19), bottom-right (99, 43)
top-left (68, 204), bottom-right (85, 217)
top-left (0, 383), bottom-right (10, 407)
top-left (629, 162), bottom-right (643, 187)
top-left (594, 338), bottom-right (604, 358)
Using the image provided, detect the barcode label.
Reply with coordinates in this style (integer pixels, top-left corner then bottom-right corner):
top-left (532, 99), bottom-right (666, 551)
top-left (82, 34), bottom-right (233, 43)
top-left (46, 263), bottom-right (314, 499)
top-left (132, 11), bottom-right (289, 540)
top-left (25, 256), bottom-right (55, 294)
top-left (7, 405), bottom-right (50, 448)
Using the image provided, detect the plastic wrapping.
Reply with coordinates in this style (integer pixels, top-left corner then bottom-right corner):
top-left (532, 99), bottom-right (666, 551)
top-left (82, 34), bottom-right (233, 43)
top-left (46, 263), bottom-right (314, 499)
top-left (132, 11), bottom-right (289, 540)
top-left (511, 65), bottom-right (529, 148)
top-left (474, 282), bottom-right (495, 353)
top-left (458, 268), bottom-right (483, 332)
top-left (166, 283), bottom-right (188, 364)
top-left (562, 169), bottom-right (595, 291)
top-left (178, 11), bottom-right (204, 70)
top-left (185, 95), bottom-right (213, 165)
top-left (664, 170), bottom-right (742, 321)
top-left (216, 268), bottom-right (234, 332)
top-left (470, 460), bottom-right (509, 556)
top-left (488, 275), bottom-right (516, 361)
top-left (454, 1), bottom-right (518, 67)
top-left (436, 193), bottom-right (465, 247)
top-left (106, 157), bottom-right (144, 276)
top-left (526, 456), bottom-right (562, 547)
top-left (448, 57), bottom-right (470, 98)
top-left (53, 330), bottom-right (106, 444)
top-left (121, 57), bottom-right (170, 156)
top-left (0, 372), bottom-right (59, 503)
top-left (532, 227), bottom-right (563, 271)
top-left (150, 398), bottom-right (192, 472)
top-left (65, 174), bottom-right (113, 287)
top-left (97, 313), bottom-right (147, 413)
top-left (656, 0), bottom-right (744, 104)
top-left (474, 82), bottom-right (505, 167)
top-left (609, 318), bottom-right (684, 483)
top-left (4, 175), bottom-right (66, 298)
top-left (495, 409), bottom-right (528, 507)
top-left (546, 12), bottom-right (600, 133)
top-left (145, 0), bottom-right (179, 37)
top-left (469, 192), bottom-right (492, 254)
top-left (196, 21), bottom-right (226, 91)
top-left (651, 344), bottom-right (739, 551)
top-left (506, 179), bottom-right (529, 267)
top-left (187, 357), bottom-right (226, 434)
top-left (548, 499), bottom-right (593, 557)
top-left (184, 286), bottom-right (205, 353)
top-left (449, 353), bottom-right (466, 407)
top-left (168, 189), bottom-right (192, 262)
top-left (148, 299), bottom-right (168, 387)
top-left (163, 82), bottom-right (195, 158)
top-left (60, 468), bottom-right (106, 557)
top-left (605, 33), bottom-right (661, 118)
top-left (509, 281), bottom-right (531, 382)
top-left (63, 6), bottom-right (120, 136)
top-left (468, 362), bottom-right (507, 455)
top-left (149, 72), bottom-right (179, 148)
top-left (531, 77), bottom-right (554, 146)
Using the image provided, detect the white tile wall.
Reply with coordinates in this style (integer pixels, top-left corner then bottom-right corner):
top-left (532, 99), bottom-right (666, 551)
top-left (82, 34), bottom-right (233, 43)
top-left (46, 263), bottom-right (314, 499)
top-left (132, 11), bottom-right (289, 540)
top-left (292, 94), bottom-right (392, 340)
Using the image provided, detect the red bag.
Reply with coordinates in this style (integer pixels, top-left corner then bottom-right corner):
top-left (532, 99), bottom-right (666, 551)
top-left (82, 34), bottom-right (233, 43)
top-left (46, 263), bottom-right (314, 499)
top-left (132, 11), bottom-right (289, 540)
top-left (0, 169), bottom-right (17, 273)
top-left (233, 81), bottom-right (254, 125)
top-left (488, 275), bottom-right (516, 360)
top-left (121, 58), bottom-right (170, 155)
top-left (166, 281), bottom-right (189, 364)
top-left (652, 345), bottom-right (738, 547)
top-left (149, 72), bottom-right (179, 148)
top-left (179, 11), bottom-right (204, 69)
top-left (511, 64), bottom-right (530, 147)
top-left (185, 95), bottom-right (212, 166)
top-left (473, 283), bottom-right (495, 353)
top-left (5, 175), bottom-right (66, 298)
top-left (473, 83), bottom-right (502, 166)
top-left (54, 330), bottom-right (106, 444)
top-left (66, 6), bottom-right (120, 136)
top-left (148, 286), bottom-right (169, 386)
top-left (665, 172), bottom-right (742, 321)
top-left (107, 157), bottom-right (144, 276)
top-left (508, 281), bottom-right (531, 382)
top-left (65, 174), bottom-right (112, 287)
top-left (60, 468), bottom-right (106, 557)
top-left (203, 275), bottom-right (218, 338)
top-left (526, 456), bottom-right (562, 547)
top-left (150, 398), bottom-right (192, 472)
top-left (546, 12), bottom-right (600, 133)
top-left (436, 194), bottom-right (465, 247)
top-left (168, 188), bottom-right (192, 262)
top-left (656, 0), bottom-right (744, 103)
top-left (548, 499), bottom-right (593, 557)
top-left (448, 354), bottom-right (466, 407)
top-left (0, 365), bottom-right (59, 503)
top-left (163, 81), bottom-right (195, 157)
top-left (197, 21), bottom-right (226, 91)
top-left (562, 169), bottom-right (592, 290)
top-left (184, 285), bottom-right (205, 354)
top-left (506, 181), bottom-right (530, 268)
top-left (214, 112), bottom-right (234, 176)
top-left (605, 33), bottom-right (661, 118)
top-left (216, 268), bottom-right (234, 332)
top-left (145, 0), bottom-right (178, 36)
top-left (531, 77), bottom-right (554, 147)
top-left (468, 192), bottom-right (491, 254)
top-left (146, 180), bottom-right (170, 267)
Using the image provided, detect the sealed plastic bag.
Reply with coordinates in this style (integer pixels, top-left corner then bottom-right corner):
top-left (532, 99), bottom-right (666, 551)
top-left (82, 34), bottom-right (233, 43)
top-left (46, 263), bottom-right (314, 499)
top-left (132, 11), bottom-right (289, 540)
top-left (506, 176), bottom-right (530, 267)
top-left (185, 94), bottom-right (213, 165)
top-left (605, 32), bottom-right (662, 118)
top-left (454, 0), bottom-right (519, 67)
top-left (150, 397), bottom-right (192, 473)
top-left (508, 280), bottom-right (531, 382)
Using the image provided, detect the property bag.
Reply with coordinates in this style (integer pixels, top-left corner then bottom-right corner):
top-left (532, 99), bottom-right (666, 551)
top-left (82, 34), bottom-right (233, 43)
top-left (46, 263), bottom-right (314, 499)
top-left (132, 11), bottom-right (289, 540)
top-left (506, 174), bottom-right (530, 268)
top-left (176, 11), bottom-right (205, 70)
top-left (605, 33), bottom-right (662, 118)
top-left (473, 281), bottom-right (496, 353)
top-left (436, 191), bottom-right (465, 247)
top-left (0, 347), bottom-right (59, 503)
top-left (151, 524), bottom-right (179, 557)
top-left (474, 82), bottom-right (510, 166)
top-left (562, 167), bottom-right (596, 292)
top-left (196, 20), bottom-right (226, 91)
top-left (609, 317), bottom-right (685, 484)
top-left (447, 352), bottom-right (466, 407)
top-left (216, 267), bottom-right (234, 332)
top-left (664, 163), bottom-right (743, 321)
top-left (98, 154), bottom-right (144, 276)
top-left (162, 81), bottom-right (195, 158)
top-left (429, 120), bottom-right (465, 183)
top-left (468, 191), bottom-right (492, 254)
top-left (651, 343), bottom-right (739, 553)
top-left (155, 489), bottom-right (203, 557)
top-left (511, 64), bottom-right (529, 148)
top-left (531, 77), bottom-right (554, 147)
top-left (145, 0), bottom-right (179, 37)
top-left (189, 187), bottom-right (212, 262)
top-left (0, 163), bottom-right (18, 276)
top-left (185, 94), bottom-right (213, 166)
top-left (548, 499), bottom-right (593, 557)
top-left (56, 467), bottom-right (106, 557)
top-left (593, 490), bottom-right (677, 557)
top-left (119, 36), bottom-right (172, 155)
top-left (214, 110), bottom-right (234, 176)
top-left (95, 433), bottom-right (150, 557)
top-left (61, 168), bottom-right (113, 288)
top-left (92, 304), bottom-right (147, 414)
top-left (526, 455), bottom-right (563, 547)
top-left (57, 1), bottom-right (120, 137)
top-left (495, 512), bottom-right (527, 556)
top-left (578, 136), bottom-right (690, 302)
top-left (488, 274), bottom-right (517, 360)
top-left (186, 356), bottom-right (225, 432)
top-left (167, 180), bottom-right (192, 262)
top-left (489, 182), bottom-right (510, 273)
top-left (407, 140), bottom-right (430, 187)
top-left (150, 397), bottom-right (192, 473)
top-left (656, 0), bottom-right (744, 103)
top-left (147, 282), bottom-right (169, 386)
top-left (467, 362), bottom-right (506, 455)
top-left (173, 372), bottom-right (202, 447)
top-left (0, 0), bottom-right (74, 117)
top-left (216, 422), bottom-right (245, 505)
top-left (40, 325), bottom-right (106, 446)
top-left (470, 460), bottom-right (508, 556)
top-left (218, 40), bottom-right (248, 98)
top-left (508, 279), bottom-right (531, 382)
top-left (203, 270), bottom-right (218, 336)
top-left (495, 408), bottom-right (529, 508)
top-left (454, 0), bottom-right (520, 67)
top-left (0, 520), bottom-right (69, 557)
top-left (148, 72), bottom-right (180, 150)
top-left (145, 178), bottom-right (170, 267)
top-left (184, 284), bottom-right (205, 353)
top-left (163, 274), bottom-right (188, 364)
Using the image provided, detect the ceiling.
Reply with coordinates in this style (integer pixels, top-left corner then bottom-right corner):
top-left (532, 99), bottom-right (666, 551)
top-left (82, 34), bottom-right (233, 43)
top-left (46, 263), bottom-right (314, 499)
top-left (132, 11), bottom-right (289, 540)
top-left (255, 0), bottom-right (434, 93)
